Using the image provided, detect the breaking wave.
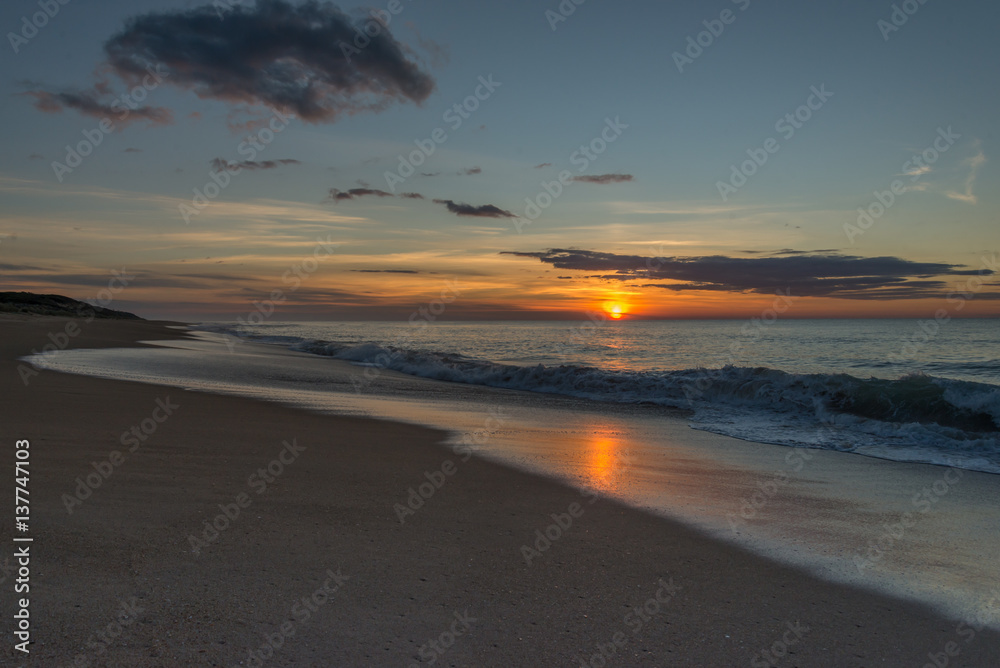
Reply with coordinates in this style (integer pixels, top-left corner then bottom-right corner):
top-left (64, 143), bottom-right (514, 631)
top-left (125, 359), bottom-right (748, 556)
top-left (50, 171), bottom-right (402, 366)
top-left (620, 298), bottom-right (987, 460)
top-left (195, 325), bottom-right (1000, 474)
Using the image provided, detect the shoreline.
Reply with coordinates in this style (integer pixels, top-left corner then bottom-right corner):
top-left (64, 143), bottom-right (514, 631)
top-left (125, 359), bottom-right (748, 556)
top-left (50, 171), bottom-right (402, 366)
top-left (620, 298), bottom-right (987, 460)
top-left (3, 315), bottom-right (999, 666)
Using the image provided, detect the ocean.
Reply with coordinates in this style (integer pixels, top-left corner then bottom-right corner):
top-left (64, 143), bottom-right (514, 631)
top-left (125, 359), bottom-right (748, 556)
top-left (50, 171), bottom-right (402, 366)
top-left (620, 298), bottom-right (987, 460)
top-left (196, 318), bottom-right (1000, 474)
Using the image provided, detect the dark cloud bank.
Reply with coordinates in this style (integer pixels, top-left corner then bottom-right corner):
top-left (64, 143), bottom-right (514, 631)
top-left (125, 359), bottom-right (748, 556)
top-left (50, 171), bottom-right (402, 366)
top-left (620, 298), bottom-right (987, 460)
top-left (503, 249), bottom-right (997, 300)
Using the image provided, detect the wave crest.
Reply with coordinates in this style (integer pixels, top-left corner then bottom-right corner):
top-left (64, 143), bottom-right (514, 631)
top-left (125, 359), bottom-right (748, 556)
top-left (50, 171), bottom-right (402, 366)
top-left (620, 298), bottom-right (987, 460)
top-left (200, 326), bottom-right (1000, 473)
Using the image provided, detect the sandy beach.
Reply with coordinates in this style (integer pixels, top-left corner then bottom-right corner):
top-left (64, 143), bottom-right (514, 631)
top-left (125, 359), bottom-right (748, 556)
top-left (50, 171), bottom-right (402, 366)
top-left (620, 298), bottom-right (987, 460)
top-left (3, 315), bottom-right (999, 667)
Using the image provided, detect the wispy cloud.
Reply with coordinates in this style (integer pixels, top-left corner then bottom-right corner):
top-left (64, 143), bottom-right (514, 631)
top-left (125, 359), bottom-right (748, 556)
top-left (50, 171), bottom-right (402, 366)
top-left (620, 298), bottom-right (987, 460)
top-left (946, 145), bottom-right (986, 204)
top-left (897, 162), bottom-right (932, 192)
top-left (902, 164), bottom-right (931, 178)
top-left (608, 201), bottom-right (765, 216)
top-left (22, 90), bottom-right (172, 127)
top-left (351, 269), bottom-right (420, 274)
top-left (616, 239), bottom-right (706, 247)
top-left (211, 158), bottom-right (301, 171)
top-left (571, 173), bottom-right (634, 184)
top-left (0, 176), bottom-right (366, 228)
top-left (741, 248), bottom-right (840, 256)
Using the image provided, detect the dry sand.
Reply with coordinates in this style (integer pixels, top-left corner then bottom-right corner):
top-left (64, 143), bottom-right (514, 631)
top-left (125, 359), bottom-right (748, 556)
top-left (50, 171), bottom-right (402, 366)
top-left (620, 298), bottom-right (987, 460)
top-left (1, 315), bottom-right (998, 667)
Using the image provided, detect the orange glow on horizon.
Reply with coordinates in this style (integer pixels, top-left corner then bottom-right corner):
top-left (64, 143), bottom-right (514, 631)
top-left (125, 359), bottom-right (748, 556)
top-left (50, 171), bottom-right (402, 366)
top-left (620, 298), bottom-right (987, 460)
top-left (601, 297), bottom-right (632, 320)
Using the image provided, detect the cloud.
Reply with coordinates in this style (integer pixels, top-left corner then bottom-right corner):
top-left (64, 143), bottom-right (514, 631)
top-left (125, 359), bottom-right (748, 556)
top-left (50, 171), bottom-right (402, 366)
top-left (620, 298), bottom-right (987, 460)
top-left (27, 153), bottom-right (43, 160)
top-left (502, 248), bottom-right (994, 300)
top-left (433, 199), bottom-right (514, 218)
top-left (946, 145), bottom-right (986, 205)
top-left (534, 163), bottom-right (552, 169)
top-left (609, 202), bottom-right (763, 216)
top-left (327, 187), bottom-right (394, 202)
top-left (400, 192), bottom-right (425, 199)
top-left (351, 269), bottom-right (419, 274)
top-left (571, 173), bottom-right (634, 184)
top-left (903, 164), bottom-right (931, 178)
top-left (28, 272), bottom-right (251, 290)
top-left (210, 158), bottom-right (301, 171)
top-left (741, 248), bottom-right (840, 256)
top-left (123, 147), bottom-right (143, 153)
top-left (23, 90), bottom-right (172, 127)
top-left (102, 0), bottom-right (435, 123)
top-left (458, 167), bottom-right (482, 176)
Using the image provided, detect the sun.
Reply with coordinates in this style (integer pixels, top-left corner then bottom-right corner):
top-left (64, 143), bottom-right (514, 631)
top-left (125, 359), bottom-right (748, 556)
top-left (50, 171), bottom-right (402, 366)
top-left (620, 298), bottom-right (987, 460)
top-left (599, 297), bottom-right (631, 320)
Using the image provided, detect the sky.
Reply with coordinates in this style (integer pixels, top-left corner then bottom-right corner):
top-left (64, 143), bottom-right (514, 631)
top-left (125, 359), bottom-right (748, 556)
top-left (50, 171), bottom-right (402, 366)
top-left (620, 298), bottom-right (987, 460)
top-left (1, 0), bottom-right (998, 320)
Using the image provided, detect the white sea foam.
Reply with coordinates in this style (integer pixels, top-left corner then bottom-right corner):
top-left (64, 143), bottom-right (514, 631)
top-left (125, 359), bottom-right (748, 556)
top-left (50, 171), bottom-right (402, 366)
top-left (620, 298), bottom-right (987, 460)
top-left (185, 327), bottom-right (1000, 474)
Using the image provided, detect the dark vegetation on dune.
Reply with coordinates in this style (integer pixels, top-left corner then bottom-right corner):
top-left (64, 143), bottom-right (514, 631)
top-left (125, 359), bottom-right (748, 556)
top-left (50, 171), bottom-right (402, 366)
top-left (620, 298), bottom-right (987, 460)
top-left (0, 292), bottom-right (142, 320)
